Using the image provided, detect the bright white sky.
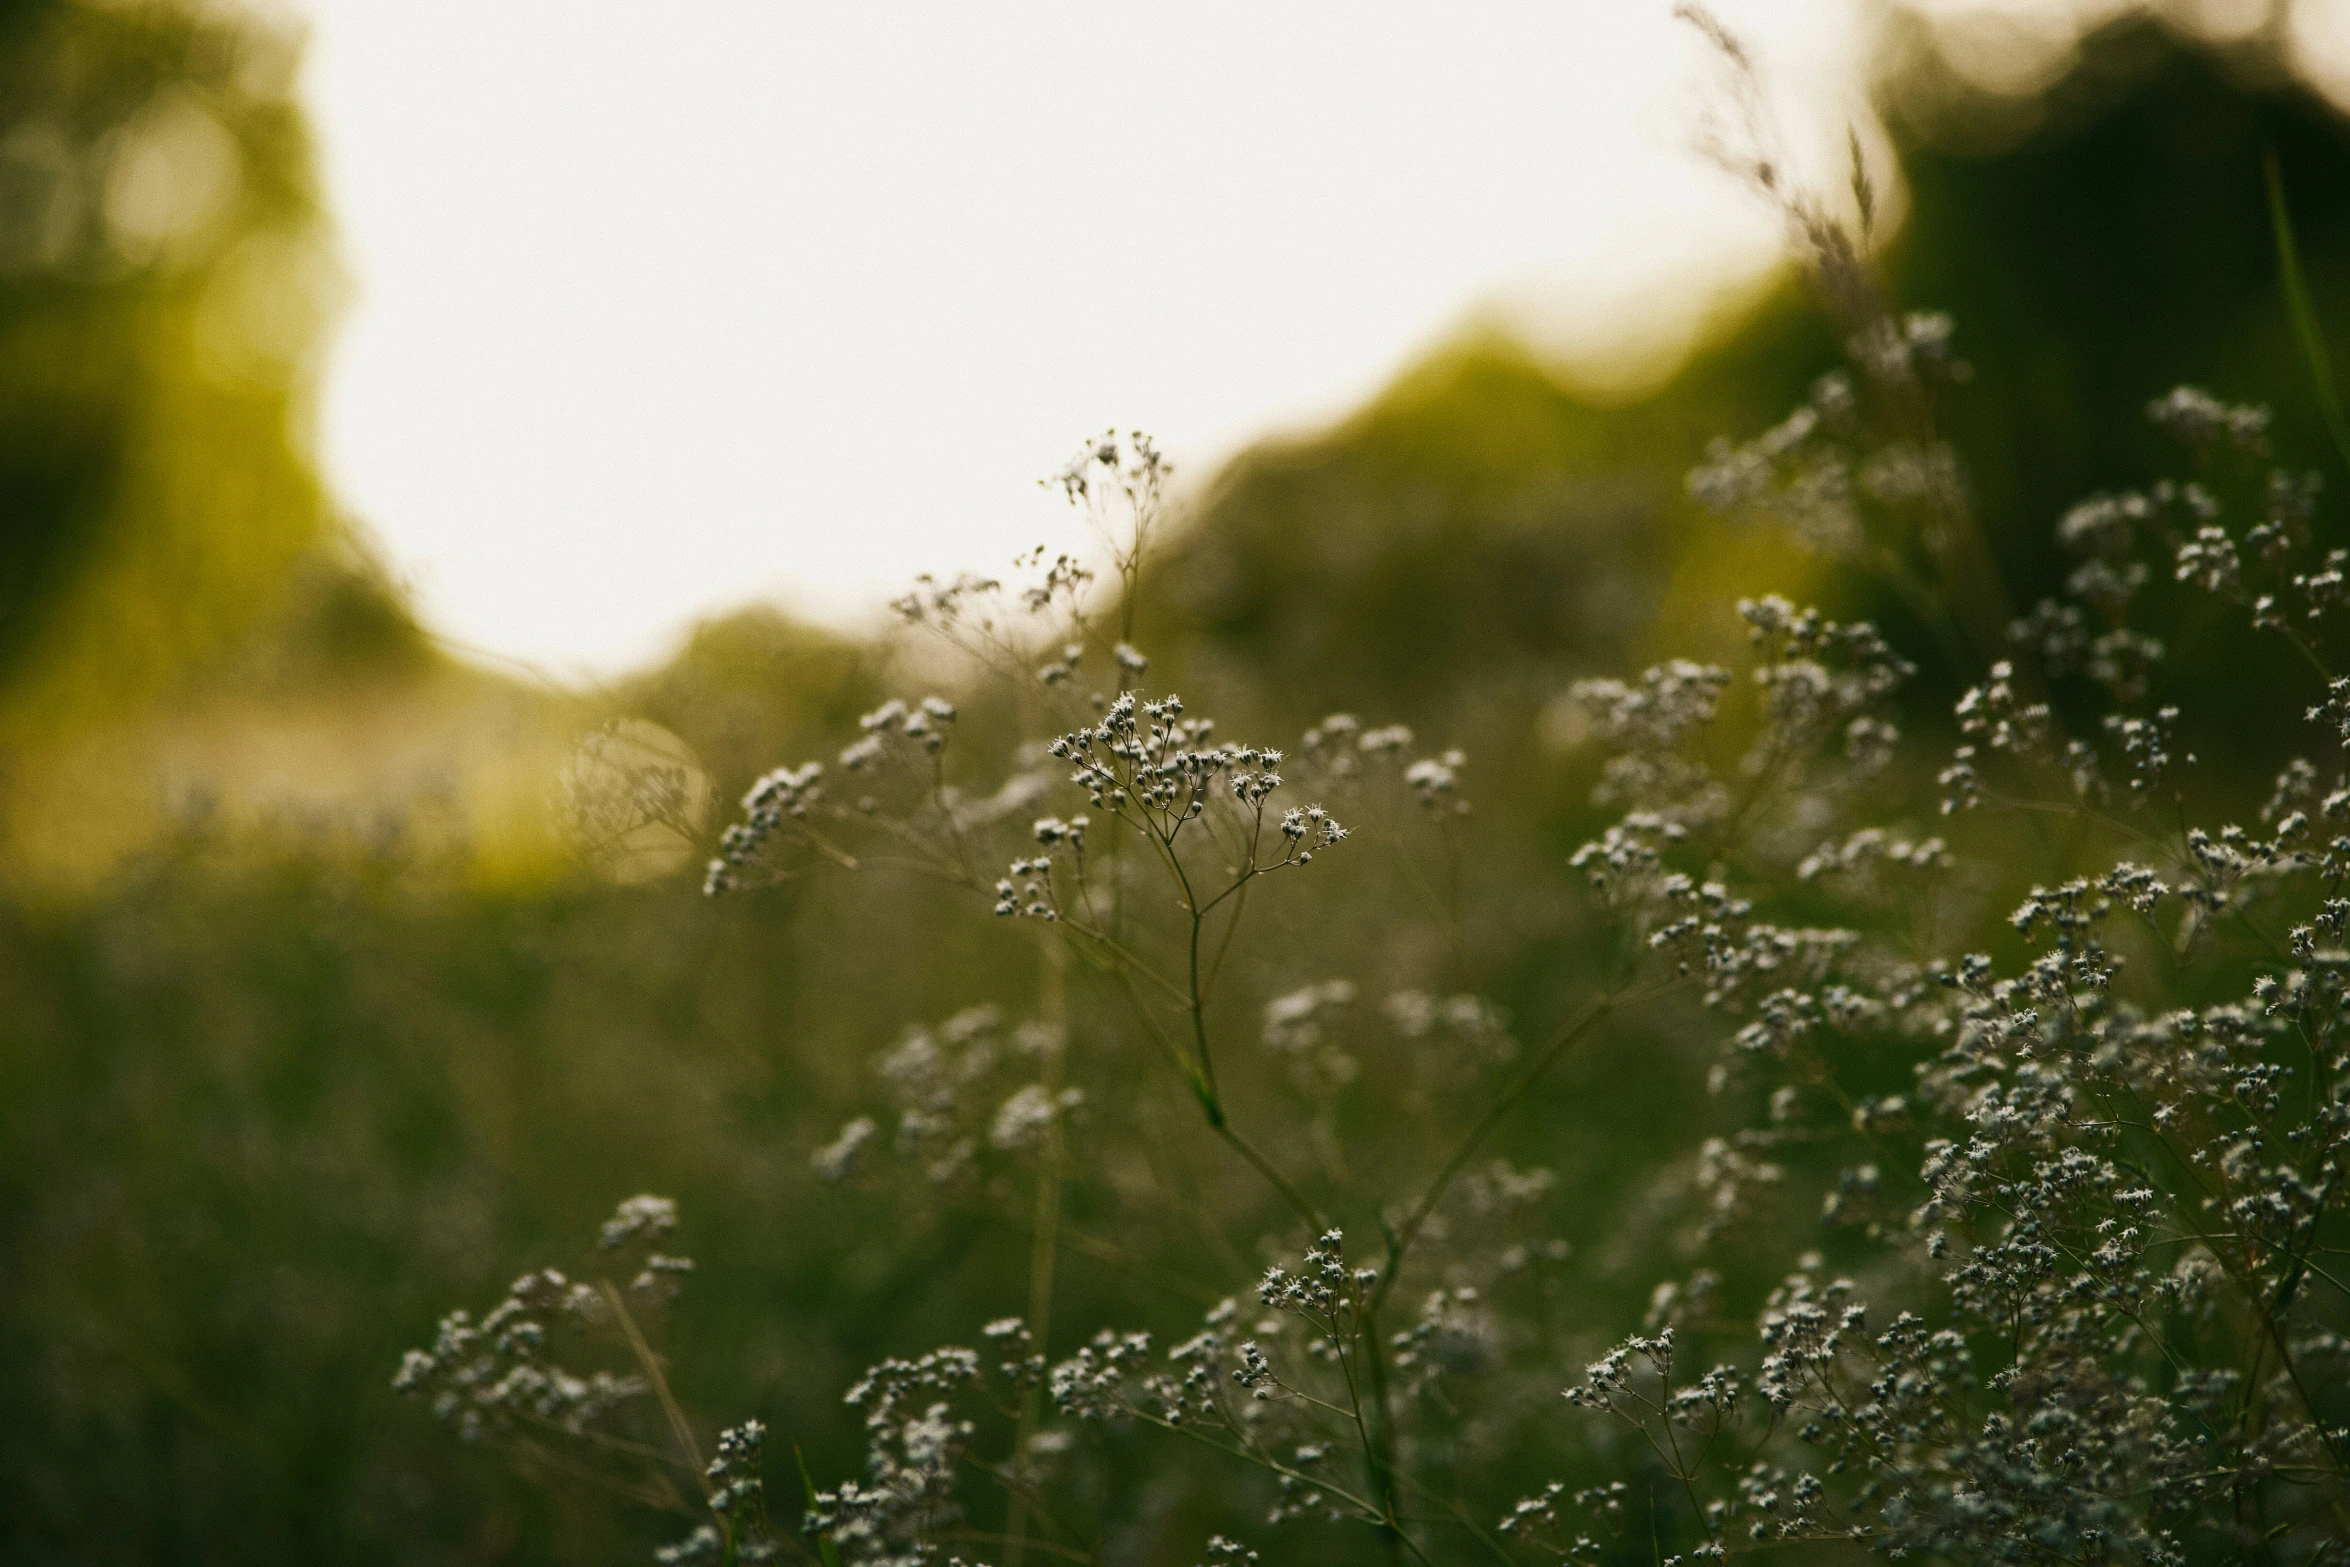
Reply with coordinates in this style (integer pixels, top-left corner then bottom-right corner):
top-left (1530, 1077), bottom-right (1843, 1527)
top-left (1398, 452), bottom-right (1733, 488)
top-left (293, 1), bottom-right (1881, 678)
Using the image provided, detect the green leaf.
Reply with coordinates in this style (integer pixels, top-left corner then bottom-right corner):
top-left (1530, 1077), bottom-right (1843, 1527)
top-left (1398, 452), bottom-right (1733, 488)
top-left (796, 1445), bottom-right (842, 1567)
top-left (2265, 147), bottom-right (2350, 477)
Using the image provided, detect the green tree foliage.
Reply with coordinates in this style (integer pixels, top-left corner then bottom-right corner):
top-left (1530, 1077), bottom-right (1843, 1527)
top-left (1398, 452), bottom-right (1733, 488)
top-left (0, 0), bottom-right (418, 738)
top-left (1165, 18), bottom-right (2350, 725)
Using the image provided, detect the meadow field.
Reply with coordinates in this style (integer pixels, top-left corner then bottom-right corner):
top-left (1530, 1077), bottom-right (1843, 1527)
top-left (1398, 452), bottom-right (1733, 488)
top-left (6, 6), bottom-right (2350, 1564)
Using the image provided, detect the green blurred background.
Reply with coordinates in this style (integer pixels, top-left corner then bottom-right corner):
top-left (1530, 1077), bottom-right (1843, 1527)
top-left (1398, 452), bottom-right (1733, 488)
top-left (4, 2), bottom-right (2350, 1562)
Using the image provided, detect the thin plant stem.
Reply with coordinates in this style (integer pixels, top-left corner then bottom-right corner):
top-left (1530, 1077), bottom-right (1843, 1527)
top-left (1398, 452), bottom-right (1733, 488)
top-left (598, 1281), bottom-right (709, 1503)
top-left (1375, 981), bottom-right (1666, 1309)
top-left (1004, 934), bottom-right (1068, 1567)
top-left (2265, 147), bottom-right (2350, 479)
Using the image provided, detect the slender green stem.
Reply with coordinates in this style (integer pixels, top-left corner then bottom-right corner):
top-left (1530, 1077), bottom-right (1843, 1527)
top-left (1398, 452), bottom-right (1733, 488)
top-left (1052, 918), bottom-right (1186, 1006)
top-left (2266, 147), bottom-right (2350, 479)
top-left (1187, 907), bottom-right (1217, 1102)
top-left (1213, 1120), bottom-right (1326, 1233)
top-left (598, 1282), bottom-right (708, 1501)
top-left (1374, 982), bottom-right (1657, 1310)
top-left (1355, 1297), bottom-right (1408, 1562)
top-left (1155, 833), bottom-right (1325, 1231)
top-left (1200, 876), bottom-right (1250, 1004)
top-left (504, 1432), bottom-right (689, 1514)
top-left (1128, 1408), bottom-right (1390, 1525)
top-left (1003, 937), bottom-right (1068, 1567)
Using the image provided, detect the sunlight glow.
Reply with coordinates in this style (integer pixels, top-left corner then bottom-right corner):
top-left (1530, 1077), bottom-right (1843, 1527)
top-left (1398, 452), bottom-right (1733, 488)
top-left (298, 2), bottom-right (1874, 677)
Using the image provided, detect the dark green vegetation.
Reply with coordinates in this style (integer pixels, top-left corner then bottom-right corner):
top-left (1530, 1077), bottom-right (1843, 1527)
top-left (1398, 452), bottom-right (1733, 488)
top-left (4, 5), bottom-right (2349, 1563)
top-left (0, 0), bottom-right (422, 735)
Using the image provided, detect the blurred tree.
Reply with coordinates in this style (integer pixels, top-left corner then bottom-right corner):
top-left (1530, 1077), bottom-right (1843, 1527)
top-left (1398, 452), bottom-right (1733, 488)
top-left (1158, 14), bottom-right (2350, 740)
top-left (1150, 314), bottom-right (1836, 718)
top-left (1887, 14), bottom-right (2350, 760)
top-left (0, 0), bottom-right (420, 743)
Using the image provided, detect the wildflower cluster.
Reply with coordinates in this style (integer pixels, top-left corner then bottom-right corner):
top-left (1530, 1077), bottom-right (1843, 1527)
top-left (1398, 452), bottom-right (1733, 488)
top-left (992, 691), bottom-right (1349, 942)
top-left (1544, 319), bottom-right (2350, 1561)
top-left (1296, 712), bottom-right (1474, 818)
top-left (1259, 979), bottom-right (1361, 1096)
top-left (1047, 429), bottom-right (1168, 622)
top-left (840, 696), bottom-right (960, 772)
top-left (1497, 1478), bottom-right (1628, 1561)
top-left (1040, 1236), bottom-right (1413, 1531)
top-left (1253, 980), bottom-right (1522, 1105)
top-left (559, 719), bottom-right (710, 880)
top-left (1686, 312), bottom-right (1969, 563)
top-left (392, 1198), bottom-right (800, 1562)
top-left (812, 1005), bottom-right (1077, 1189)
top-left (1045, 693), bottom-right (1341, 853)
top-left (1564, 594), bottom-right (1910, 851)
top-left (390, 1267), bottom-right (642, 1445)
top-left (409, 129), bottom-right (2350, 1563)
top-left (650, 1421), bottom-right (789, 1565)
top-left (2012, 387), bottom-right (2336, 704)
